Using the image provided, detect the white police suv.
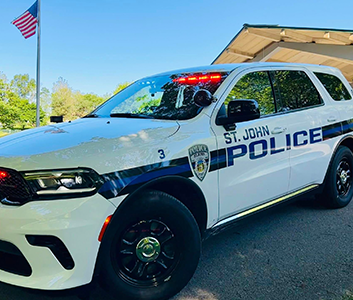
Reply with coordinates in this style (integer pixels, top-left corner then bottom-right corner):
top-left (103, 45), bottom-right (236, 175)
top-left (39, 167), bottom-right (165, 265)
top-left (0, 62), bottom-right (353, 300)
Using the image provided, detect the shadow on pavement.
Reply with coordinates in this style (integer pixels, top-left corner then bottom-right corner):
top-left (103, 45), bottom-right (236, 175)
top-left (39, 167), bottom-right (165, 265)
top-left (0, 197), bottom-right (351, 300)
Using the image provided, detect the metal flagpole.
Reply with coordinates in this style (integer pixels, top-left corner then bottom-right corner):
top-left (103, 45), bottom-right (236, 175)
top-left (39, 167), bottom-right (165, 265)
top-left (35, 0), bottom-right (41, 127)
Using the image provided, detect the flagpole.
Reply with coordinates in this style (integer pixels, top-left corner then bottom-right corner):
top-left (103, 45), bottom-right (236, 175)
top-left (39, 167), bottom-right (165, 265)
top-left (36, 0), bottom-right (41, 127)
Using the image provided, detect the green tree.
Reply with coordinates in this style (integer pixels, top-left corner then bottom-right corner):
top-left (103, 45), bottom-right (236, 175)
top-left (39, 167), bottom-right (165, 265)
top-left (0, 100), bottom-right (19, 129)
top-left (0, 74), bottom-right (46, 129)
top-left (226, 71), bottom-right (275, 115)
top-left (8, 97), bottom-right (45, 129)
top-left (51, 78), bottom-right (107, 120)
top-left (74, 93), bottom-right (105, 118)
top-left (10, 74), bottom-right (36, 101)
top-left (0, 75), bottom-right (20, 129)
top-left (113, 82), bottom-right (131, 95)
top-left (51, 78), bottom-right (76, 120)
top-left (0, 72), bottom-right (132, 128)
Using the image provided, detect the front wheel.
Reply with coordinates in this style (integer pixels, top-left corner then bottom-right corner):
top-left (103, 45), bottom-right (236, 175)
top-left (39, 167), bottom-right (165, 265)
top-left (97, 190), bottom-right (201, 300)
top-left (322, 146), bottom-right (353, 208)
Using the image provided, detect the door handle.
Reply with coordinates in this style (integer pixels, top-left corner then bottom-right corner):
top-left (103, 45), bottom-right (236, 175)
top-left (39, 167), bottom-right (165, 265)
top-left (327, 117), bottom-right (337, 123)
top-left (271, 127), bottom-right (287, 134)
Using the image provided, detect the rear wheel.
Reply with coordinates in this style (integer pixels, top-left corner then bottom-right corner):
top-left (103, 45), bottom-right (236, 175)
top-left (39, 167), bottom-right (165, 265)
top-left (321, 146), bottom-right (353, 208)
top-left (97, 190), bottom-right (201, 300)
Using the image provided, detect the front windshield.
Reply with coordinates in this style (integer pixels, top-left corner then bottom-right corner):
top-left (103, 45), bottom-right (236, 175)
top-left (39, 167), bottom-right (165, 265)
top-left (90, 72), bottom-right (229, 120)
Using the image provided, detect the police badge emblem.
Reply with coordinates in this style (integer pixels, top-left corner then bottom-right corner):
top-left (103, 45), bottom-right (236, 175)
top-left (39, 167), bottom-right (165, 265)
top-left (188, 144), bottom-right (210, 181)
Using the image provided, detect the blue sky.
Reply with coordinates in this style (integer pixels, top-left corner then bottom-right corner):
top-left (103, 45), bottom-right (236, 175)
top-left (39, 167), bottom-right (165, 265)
top-left (1, 0), bottom-right (352, 96)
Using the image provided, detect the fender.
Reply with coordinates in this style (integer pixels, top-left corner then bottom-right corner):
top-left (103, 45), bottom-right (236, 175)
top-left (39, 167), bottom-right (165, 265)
top-left (114, 175), bottom-right (207, 219)
top-left (320, 134), bottom-right (353, 189)
top-left (98, 157), bottom-right (193, 199)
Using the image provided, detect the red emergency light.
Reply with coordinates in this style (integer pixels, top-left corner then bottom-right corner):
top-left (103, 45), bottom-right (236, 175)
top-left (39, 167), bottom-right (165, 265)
top-left (173, 73), bottom-right (222, 84)
top-left (0, 171), bottom-right (9, 180)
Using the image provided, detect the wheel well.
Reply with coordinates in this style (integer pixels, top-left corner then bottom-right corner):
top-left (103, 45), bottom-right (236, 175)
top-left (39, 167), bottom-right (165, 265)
top-left (321, 136), bottom-right (353, 189)
top-left (340, 137), bottom-right (353, 153)
top-left (147, 177), bottom-right (208, 235)
top-left (120, 176), bottom-right (208, 236)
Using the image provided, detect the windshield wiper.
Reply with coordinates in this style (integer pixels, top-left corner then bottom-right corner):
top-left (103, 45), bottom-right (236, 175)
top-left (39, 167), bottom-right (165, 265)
top-left (109, 113), bottom-right (154, 119)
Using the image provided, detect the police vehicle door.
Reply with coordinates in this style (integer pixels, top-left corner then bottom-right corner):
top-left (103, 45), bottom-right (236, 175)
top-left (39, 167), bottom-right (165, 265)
top-left (211, 70), bottom-right (290, 219)
top-left (269, 68), bottom-right (341, 192)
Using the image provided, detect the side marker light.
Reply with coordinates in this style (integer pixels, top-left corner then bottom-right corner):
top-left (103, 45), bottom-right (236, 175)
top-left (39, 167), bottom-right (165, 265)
top-left (98, 215), bottom-right (112, 242)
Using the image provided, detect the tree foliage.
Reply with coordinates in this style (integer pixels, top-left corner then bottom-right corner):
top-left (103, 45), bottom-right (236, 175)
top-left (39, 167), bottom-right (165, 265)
top-left (50, 77), bottom-right (105, 120)
top-left (0, 74), bottom-right (45, 129)
top-left (226, 71), bottom-right (275, 116)
top-left (10, 74), bottom-right (36, 101)
top-left (0, 72), bottom-right (130, 130)
top-left (114, 82), bottom-right (131, 95)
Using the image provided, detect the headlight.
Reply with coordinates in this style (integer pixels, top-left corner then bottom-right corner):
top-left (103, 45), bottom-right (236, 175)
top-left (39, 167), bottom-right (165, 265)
top-left (22, 168), bottom-right (103, 199)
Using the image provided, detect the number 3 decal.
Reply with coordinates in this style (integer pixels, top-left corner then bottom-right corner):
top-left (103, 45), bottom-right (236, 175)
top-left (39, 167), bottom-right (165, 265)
top-left (158, 149), bottom-right (165, 159)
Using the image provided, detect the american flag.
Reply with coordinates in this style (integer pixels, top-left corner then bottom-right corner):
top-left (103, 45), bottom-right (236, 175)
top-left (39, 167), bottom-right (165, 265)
top-left (12, 1), bottom-right (38, 39)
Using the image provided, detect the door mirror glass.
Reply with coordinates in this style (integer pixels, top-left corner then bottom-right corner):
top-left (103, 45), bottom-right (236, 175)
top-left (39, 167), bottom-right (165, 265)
top-left (227, 99), bottom-right (260, 122)
top-left (216, 99), bottom-right (260, 130)
top-left (216, 99), bottom-right (260, 124)
top-left (193, 89), bottom-right (214, 107)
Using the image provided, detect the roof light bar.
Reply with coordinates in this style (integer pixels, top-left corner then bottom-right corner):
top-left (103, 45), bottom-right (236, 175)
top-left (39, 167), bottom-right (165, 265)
top-left (173, 73), bottom-right (222, 84)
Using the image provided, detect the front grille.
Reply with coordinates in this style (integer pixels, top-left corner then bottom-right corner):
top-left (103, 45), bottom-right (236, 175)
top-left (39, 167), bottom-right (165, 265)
top-left (0, 240), bottom-right (32, 276)
top-left (0, 168), bottom-right (33, 205)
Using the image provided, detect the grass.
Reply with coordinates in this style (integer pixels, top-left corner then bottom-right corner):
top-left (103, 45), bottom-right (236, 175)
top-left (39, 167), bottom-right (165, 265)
top-left (0, 128), bottom-right (21, 138)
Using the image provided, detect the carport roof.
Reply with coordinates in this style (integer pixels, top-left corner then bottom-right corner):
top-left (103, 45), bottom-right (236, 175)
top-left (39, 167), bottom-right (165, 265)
top-left (212, 24), bottom-right (353, 82)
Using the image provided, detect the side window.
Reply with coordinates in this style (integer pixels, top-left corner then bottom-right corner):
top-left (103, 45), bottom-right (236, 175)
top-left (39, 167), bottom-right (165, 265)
top-left (314, 72), bottom-right (352, 101)
top-left (225, 71), bottom-right (275, 116)
top-left (270, 70), bottom-right (322, 112)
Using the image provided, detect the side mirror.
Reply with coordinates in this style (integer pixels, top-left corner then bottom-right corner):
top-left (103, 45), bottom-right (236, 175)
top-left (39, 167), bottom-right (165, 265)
top-left (228, 99), bottom-right (260, 122)
top-left (193, 89), bottom-right (214, 107)
top-left (216, 99), bottom-right (260, 130)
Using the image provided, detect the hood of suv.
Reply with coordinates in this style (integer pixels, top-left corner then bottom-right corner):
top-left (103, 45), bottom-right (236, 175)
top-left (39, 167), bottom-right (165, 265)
top-left (0, 118), bottom-right (179, 174)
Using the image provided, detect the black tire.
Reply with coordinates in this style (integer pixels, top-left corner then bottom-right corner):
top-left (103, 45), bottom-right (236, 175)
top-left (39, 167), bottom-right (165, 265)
top-left (97, 190), bottom-right (201, 300)
top-left (322, 146), bottom-right (353, 208)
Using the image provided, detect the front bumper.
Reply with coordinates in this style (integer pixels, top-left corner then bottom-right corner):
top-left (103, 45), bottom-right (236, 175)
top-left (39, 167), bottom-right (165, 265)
top-left (0, 194), bottom-right (116, 290)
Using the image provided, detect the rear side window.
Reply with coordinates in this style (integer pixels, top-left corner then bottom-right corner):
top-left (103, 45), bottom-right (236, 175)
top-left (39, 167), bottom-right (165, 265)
top-left (314, 72), bottom-right (352, 101)
top-left (270, 70), bottom-right (322, 112)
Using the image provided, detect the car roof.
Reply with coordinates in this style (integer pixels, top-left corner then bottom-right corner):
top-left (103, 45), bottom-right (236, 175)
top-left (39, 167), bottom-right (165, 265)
top-left (146, 62), bottom-right (337, 78)
top-left (146, 64), bottom-right (241, 77)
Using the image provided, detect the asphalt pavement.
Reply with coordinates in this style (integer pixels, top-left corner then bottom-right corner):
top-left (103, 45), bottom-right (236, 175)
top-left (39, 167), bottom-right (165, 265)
top-left (1, 196), bottom-right (353, 300)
